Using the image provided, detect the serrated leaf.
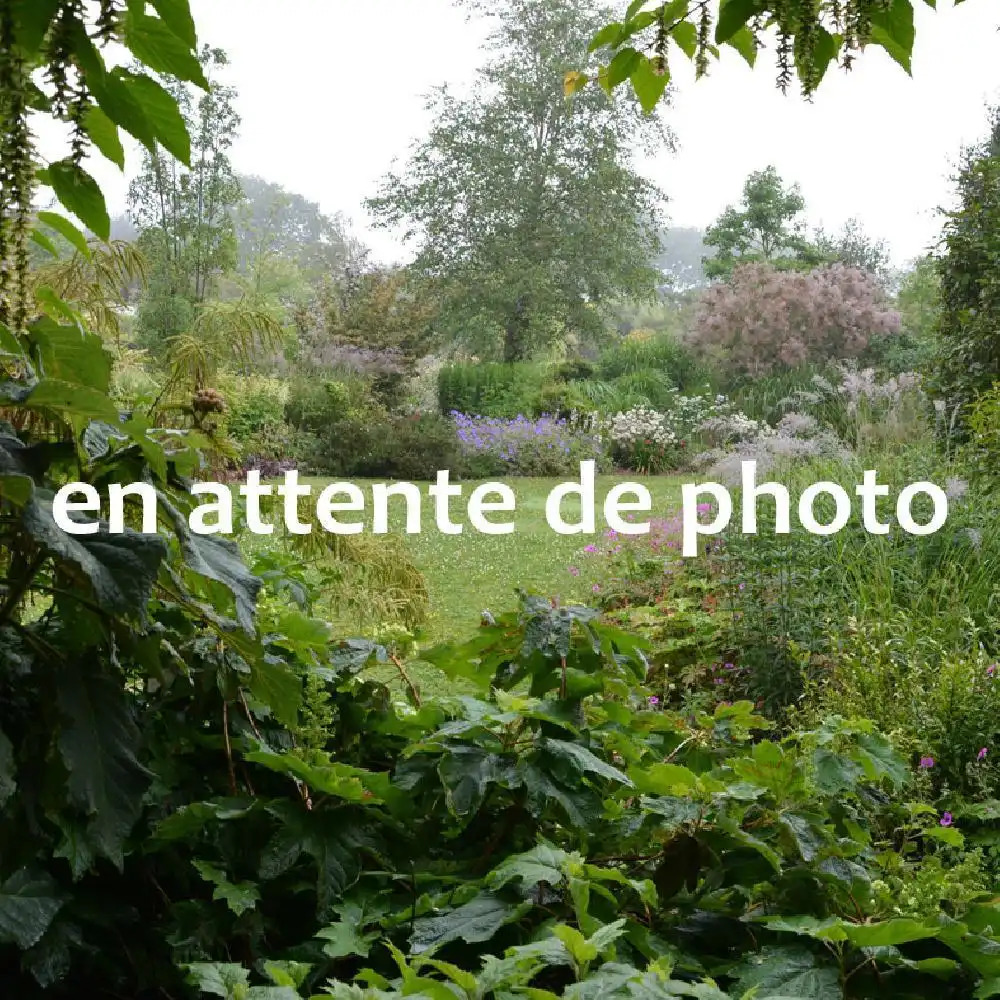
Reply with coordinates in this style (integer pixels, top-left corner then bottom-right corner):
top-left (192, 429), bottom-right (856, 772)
top-left (716, 0), bottom-right (760, 43)
top-left (317, 902), bottom-right (380, 959)
top-left (185, 962), bottom-right (250, 998)
top-left (57, 661), bottom-right (151, 866)
top-left (410, 893), bottom-right (529, 954)
top-left (630, 55), bottom-right (670, 114)
top-left (82, 105), bottom-right (126, 170)
top-left (732, 944), bottom-right (840, 999)
top-left (123, 11), bottom-right (208, 87)
top-left (0, 870), bottom-right (64, 950)
top-left (543, 738), bottom-right (633, 786)
top-left (118, 70), bottom-right (193, 163)
top-left (192, 861), bottom-right (260, 916)
top-left (869, 0), bottom-right (916, 74)
top-left (42, 160), bottom-right (110, 242)
top-left (486, 844), bottom-right (569, 892)
top-left (23, 495), bottom-right (166, 616)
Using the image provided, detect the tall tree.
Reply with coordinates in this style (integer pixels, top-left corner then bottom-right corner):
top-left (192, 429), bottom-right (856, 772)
top-left (127, 46), bottom-right (242, 348)
top-left (703, 166), bottom-right (815, 279)
top-left (235, 174), bottom-right (365, 287)
top-left (933, 105), bottom-right (1000, 430)
top-left (368, 0), bottom-right (668, 362)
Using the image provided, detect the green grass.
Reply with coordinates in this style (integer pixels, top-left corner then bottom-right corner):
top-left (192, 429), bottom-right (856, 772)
top-left (393, 475), bottom-right (685, 640)
top-left (243, 474), bottom-right (685, 642)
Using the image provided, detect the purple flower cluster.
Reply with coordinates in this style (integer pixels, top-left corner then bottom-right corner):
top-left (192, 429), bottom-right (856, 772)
top-left (452, 411), bottom-right (604, 476)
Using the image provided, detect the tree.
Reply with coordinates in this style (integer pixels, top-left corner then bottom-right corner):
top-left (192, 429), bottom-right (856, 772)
top-left (932, 105), bottom-right (1000, 429)
top-left (813, 218), bottom-right (893, 287)
top-left (577, 1), bottom-right (967, 110)
top-left (703, 166), bottom-right (814, 278)
top-left (127, 47), bottom-right (242, 349)
top-left (235, 174), bottom-right (365, 287)
top-left (693, 262), bottom-right (900, 376)
top-left (368, 0), bottom-right (668, 362)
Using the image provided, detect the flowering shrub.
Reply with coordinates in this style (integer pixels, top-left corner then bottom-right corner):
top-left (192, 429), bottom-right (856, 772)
top-left (452, 411), bottom-right (606, 477)
top-left (694, 262), bottom-right (901, 376)
top-left (605, 405), bottom-right (680, 472)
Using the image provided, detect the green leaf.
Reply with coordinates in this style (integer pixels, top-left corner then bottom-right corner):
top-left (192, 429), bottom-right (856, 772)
top-left (486, 844), bottom-right (569, 892)
top-left (726, 26), bottom-right (758, 67)
top-left (36, 211), bottom-right (92, 259)
top-left (316, 902), bottom-right (380, 959)
top-left (11, 0), bottom-right (61, 52)
top-left (30, 229), bottom-right (59, 258)
top-left (245, 749), bottom-right (390, 804)
top-left (869, 0), bottom-right (916, 74)
top-left (23, 495), bottom-right (166, 617)
top-left (192, 861), bottom-right (260, 916)
top-left (0, 474), bottom-right (34, 506)
top-left (42, 160), bottom-right (110, 242)
top-left (246, 657), bottom-right (303, 730)
top-left (604, 47), bottom-right (641, 89)
top-left (716, 0), bottom-right (760, 43)
top-left (629, 762), bottom-right (698, 795)
top-left (542, 738), bottom-right (633, 786)
top-left (123, 11), bottom-right (209, 87)
top-left (185, 962), bottom-right (250, 998)
top-left (28, 316), bottom-right (112, 392)
top-left (118, 70), bottom-right (192, 163)
top-left (671, 21), bottom-right (698, 59)
top-left (409, 893), bottom-right (530, 954)
top-left (82, 106), bottom-right (126, 170)
top-left (588, 22), bottom-right (624, 52)
top-left (57, 660), bottom-right (152, 866)
top-left (149, 0), bottom-right (198, 47)
top-left (0, 870), bottom-right (64, 950)
top-left (843, 918), bottom-right (940, 947)
top-left (160, 494), bottom-right (262, 632)
top-left (630, 55), bottom-right (670, 114)
top-left (732, 944), bottom-right (840, 999)
top-left (24, 380), bottom-right (120, 424)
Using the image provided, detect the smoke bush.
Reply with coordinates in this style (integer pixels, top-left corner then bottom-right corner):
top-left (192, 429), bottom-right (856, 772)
top-left (694, 263), bottom-right (901, 376)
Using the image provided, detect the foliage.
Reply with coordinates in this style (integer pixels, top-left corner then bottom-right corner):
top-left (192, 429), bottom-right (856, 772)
top-left (932, 105), bottom-right (1000, 434)
top-left (368, 0), bottom-right (667, 361)
top-left (881, 255), bottom-right (941, 373)
top-left (438, 362), bottom-right (549, 419)
top-left (577, 0), bottom-right (947, 108)
top-left (694, 263), bottom-right (901, 377)
top-left (813, 218), bottom-right (893, 287)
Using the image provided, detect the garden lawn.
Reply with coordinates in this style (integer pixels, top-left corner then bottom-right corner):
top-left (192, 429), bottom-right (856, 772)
top-left (379, 474), bottom-right (686, 641)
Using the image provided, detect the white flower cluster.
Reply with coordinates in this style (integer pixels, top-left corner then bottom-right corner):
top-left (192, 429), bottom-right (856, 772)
top-left (606, 406), bottom-right (677, 448)
top-left (697, 411), bottom-right (776, 446)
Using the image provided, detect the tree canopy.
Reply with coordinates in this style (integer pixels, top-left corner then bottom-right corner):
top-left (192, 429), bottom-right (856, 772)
top-left (368, 0), bottom-right (668, 362)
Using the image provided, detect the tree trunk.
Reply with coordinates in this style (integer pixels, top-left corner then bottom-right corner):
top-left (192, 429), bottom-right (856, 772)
top-left (503, 298), bottom-right (529, 362)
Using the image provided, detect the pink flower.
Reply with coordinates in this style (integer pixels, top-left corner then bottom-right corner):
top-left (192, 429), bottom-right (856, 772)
top-left (979, 747), bottom-right (989, 761)
top-left (919, 756), bottom-right (934, 769)
top-left (648, 696), bottom-right (659, 706)
top-left (940, 812), bottom-right (953, 827)
top-left (989, 664), bottom-right (997, 677)
top-left (605, 528), bottom-right (618, 539)
top-left (567, 566), bottom-right (579, 577)
top-left (583, 544), bottom-right (597, 554)
top-left (591, 584), bottom-right (601, 594)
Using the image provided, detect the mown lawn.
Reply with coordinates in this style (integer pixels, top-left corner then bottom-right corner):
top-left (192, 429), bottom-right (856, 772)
top-left (311, 474), bottom-right (686, 641)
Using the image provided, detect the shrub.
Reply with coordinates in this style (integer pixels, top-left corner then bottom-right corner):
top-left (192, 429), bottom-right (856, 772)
top-left (694, 262), bottom-right (901, 376)
top-left (217, 372), bottom-right (288, 444)
top-left (437, 361), bottom-right (546, 417)
top-left (597, 329), bottom-right (706, 390)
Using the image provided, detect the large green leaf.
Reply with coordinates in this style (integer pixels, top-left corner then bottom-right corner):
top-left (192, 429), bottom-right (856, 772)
top-left (731, 944), bottom-right (840, 999)
top-left (118, 70), bottom-right (193, 163)
top-left (24, 380), bottom-right (120, 424)
top-left (869, 0), bottom-right (916, 73)
top-left (149, 0), bottom-right (198, 48)
top-left (41, 160), bottom-right (110, 242)
top-left (0, 869), bottom-right (65, 950)
top-left (542, 738), bottom-right (633, 786)
top-left (57, 660), bottom-right (151, 866)
top-left (409, 892), bottom-right (530, 954)
top-left (35, 212), bottom-right (92, 259)
top-left (28, 317), bottom-right (111, 392)
top-left (160, 494), bottom-right (262, 632)
top-left (22, 495), bottom-right (166, 616)
top-left (486, 843), bottom-right (570, 892)
top-left (123, 10), bottom-right (208, 87)
top-left (82, 106), bottom-right (126, 170)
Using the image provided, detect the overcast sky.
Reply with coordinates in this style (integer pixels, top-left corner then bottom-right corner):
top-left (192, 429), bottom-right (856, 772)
top-left (85, 0), bottom-right (1000, 270)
